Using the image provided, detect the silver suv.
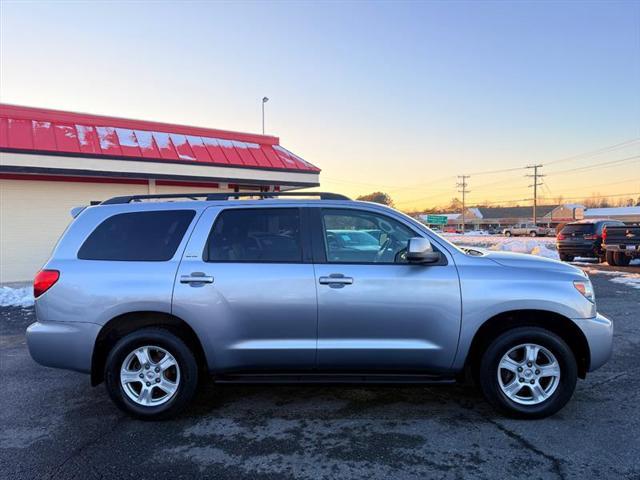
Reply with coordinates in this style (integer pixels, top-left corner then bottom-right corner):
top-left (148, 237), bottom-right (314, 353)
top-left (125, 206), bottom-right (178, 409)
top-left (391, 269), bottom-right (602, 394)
top-left (26, 192), bottom-right (612, 420)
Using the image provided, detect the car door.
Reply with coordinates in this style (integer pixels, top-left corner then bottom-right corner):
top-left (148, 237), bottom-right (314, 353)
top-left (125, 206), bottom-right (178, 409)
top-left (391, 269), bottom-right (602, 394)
top-left (311, 207), bottom-right (462, 373)
top-left (172, 205), bottom-right (318, 372)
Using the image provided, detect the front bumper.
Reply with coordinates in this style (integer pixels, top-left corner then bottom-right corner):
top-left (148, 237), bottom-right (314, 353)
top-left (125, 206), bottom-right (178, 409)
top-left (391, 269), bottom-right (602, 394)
top-left (26, 321), bottom-right (101, 374)
top-left (575, 313), bottom-right (613, 372)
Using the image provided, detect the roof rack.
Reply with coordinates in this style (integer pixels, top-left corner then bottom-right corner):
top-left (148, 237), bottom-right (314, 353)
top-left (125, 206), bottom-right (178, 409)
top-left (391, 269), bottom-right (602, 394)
top-left (100, 191), bottom-right (351, 205)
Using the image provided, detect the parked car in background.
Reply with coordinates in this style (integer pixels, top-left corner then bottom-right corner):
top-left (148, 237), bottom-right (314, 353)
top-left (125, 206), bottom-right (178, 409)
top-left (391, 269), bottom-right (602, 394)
top-left (556, 219), bottom-right (625, 262)
top-left (502, 224), bottom-right (549, 237)
top-left (27, 192), bottom-right (612, 420)
top-left (603, 224), bottom-right (640, 266)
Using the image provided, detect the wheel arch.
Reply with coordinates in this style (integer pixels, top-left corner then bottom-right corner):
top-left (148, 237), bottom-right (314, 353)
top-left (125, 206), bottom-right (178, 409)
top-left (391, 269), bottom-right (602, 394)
top-left (465, 309), bottom-right (590, 380)
top-left (91, 311), bottom-right (208, 386)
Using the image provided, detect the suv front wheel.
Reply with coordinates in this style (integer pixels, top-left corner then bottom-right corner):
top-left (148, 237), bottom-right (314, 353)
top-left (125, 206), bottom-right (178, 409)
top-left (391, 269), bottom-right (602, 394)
top-left (479, 327), bottom-right (577, 419)
top-left (105, 328), bottom-right (199, 420)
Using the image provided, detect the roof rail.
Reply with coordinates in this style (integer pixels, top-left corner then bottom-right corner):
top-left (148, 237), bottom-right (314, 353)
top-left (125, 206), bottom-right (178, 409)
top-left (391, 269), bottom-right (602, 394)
top-left (100, 191), bottom-right (351, 205)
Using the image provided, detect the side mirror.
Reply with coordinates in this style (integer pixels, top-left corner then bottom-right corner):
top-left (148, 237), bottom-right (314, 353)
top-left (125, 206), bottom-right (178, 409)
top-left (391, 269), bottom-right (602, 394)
top-left (406, 237), bottom-right (441, 264)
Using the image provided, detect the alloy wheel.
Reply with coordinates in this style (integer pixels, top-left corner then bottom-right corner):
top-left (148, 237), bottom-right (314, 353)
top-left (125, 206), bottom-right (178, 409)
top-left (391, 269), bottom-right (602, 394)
top-left (497, 343), bottom-right (560, 405)
top-left (120, 345), bottom-right (181, 407)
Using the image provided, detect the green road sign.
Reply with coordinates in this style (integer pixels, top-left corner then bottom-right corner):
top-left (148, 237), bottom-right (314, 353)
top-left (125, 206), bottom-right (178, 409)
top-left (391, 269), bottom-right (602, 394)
top-left (426, 215), bottom-right (448, 225)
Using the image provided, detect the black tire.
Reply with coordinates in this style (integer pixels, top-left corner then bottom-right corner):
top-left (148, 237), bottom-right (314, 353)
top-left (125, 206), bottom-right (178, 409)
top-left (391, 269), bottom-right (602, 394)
top-left (614, 252), bottom-right (630, 266)
top-left (606, 250), bottom-right (617, 266)
top-left (105, 328), bottom-right (199, 420)
top-left (529, 231), bottom-right (537, 237)
top-left (479, 327), bottom-right (577, 419)
top-left (559, 253), bottom-right (574, 262)
top-left (505, 231), bottom-right (512, 237)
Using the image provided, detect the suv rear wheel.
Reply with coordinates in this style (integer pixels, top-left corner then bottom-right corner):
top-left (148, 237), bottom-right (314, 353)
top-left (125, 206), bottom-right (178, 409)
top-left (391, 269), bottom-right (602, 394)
top-left (559, 253), bottom-right (574, 262)
top-left (105, 328), bottom-right (199, 420)
top-left (479, 327), bottom-right (577, 419)
top-left (606, 250), bottom-right (617, 266)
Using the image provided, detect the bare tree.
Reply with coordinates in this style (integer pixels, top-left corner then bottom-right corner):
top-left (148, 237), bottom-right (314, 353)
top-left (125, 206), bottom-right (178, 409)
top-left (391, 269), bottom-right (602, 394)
top-left (356, 191), bottom-right (394, 206)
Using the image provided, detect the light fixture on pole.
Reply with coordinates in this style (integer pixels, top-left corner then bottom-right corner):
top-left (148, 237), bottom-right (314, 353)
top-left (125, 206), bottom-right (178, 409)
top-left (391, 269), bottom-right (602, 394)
top-left (261, 97), bottom-right (269, 134)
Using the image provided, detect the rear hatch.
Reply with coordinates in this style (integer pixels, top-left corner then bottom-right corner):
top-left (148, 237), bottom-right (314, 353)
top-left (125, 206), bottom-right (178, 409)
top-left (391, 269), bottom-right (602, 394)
top-left (558, 224), bottom-right (596, 244)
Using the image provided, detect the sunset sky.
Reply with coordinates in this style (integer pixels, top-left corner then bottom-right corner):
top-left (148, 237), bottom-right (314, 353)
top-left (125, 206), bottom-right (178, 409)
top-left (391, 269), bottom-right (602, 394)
top-left (1, 1), bottom-right (638, 211)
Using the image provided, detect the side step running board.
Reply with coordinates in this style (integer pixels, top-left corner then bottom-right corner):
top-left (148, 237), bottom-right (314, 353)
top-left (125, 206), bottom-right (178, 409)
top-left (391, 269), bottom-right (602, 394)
top-left (214, 373), bottom-right (456, 385)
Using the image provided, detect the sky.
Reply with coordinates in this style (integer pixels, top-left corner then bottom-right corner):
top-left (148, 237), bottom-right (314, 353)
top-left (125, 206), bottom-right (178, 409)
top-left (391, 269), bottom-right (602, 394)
top-left (1, 0), bottom-right (639, 211)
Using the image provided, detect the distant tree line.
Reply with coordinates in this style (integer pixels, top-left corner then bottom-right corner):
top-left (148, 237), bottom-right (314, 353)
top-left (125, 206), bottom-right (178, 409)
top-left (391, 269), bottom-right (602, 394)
top-left (355, 191), bottom-right (639, 216)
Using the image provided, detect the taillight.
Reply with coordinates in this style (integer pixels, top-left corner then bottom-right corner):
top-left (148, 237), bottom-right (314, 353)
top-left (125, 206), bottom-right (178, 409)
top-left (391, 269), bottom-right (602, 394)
top-left (602, 227), bottom-right (607, 244)
top-left (34, 270), bottom-right (60, 298)
top-left (557, 233), bottom-right (565, 240)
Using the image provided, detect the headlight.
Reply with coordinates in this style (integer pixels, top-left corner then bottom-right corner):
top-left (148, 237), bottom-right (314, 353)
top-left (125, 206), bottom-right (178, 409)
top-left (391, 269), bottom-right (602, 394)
top-left (574, 280), bottom-right (595, 303)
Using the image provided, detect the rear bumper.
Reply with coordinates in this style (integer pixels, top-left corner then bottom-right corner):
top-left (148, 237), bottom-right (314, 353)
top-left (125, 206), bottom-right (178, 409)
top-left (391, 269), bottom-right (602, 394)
top-left (26, 321), bottom-right (100, 374)
top-left (575, 313), bottom-right (613, 372)
top-left (557, 244), bottom-right (599, 257)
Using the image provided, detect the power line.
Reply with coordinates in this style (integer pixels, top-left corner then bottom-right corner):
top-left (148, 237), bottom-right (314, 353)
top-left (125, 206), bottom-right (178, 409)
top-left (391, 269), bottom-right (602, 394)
top-left (544, 138), bottom-right (640, 167)
top-left (545, 155), bottom-right (639, 176)
top-left (457, 175), bottom-right (470, 232)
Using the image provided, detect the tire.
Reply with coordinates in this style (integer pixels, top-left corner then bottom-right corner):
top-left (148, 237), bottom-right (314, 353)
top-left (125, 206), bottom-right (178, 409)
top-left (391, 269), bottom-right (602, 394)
top-left (606, 250), bottom-right (617, 266)
top-left (505, 231), bottom-right (512, 237)
top-left (105, 328), bottom-right (199, 420)
top-left (478, 327), bottom-right (577, 419)
top-left (614, 252), bottom-right (630, 266)
top-left (559, 253), bottom-right (574, 262)
top-left (529, 231), bottom-right (537, 237)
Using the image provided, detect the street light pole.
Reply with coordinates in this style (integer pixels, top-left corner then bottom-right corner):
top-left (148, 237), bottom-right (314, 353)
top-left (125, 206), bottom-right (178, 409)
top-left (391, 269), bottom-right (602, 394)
top-left (261, 97), bottom-right (269, 134)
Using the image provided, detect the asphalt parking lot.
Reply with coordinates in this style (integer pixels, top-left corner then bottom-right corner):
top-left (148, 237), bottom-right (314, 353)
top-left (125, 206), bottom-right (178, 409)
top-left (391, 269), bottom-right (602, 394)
top-left (1, 274), bottom-right (639, 480)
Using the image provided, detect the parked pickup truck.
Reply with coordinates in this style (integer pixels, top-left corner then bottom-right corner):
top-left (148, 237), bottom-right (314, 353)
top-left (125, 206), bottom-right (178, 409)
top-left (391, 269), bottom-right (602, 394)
top-left (603, 225), bottom-right (640, 266)
top-left (502, 224), bottom-right (550, 237)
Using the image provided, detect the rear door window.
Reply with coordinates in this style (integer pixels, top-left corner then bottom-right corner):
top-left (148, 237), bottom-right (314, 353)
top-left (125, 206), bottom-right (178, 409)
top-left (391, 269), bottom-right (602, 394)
top-left (78, 210), bottom-right (195, 261)
top-left (205, 208), bottom-right (302, 263)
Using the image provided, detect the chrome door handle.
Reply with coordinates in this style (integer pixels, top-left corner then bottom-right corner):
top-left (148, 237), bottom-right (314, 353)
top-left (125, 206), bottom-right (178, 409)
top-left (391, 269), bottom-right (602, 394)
top-left (319, 274), bottom-right (354, 286)
top-left (180, 272), bottom-right (214, 284)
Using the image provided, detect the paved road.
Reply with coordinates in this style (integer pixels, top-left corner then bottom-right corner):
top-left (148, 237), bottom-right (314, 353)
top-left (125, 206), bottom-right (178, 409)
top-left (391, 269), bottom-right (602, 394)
top-left (1, 274), bottom-right (639, 480)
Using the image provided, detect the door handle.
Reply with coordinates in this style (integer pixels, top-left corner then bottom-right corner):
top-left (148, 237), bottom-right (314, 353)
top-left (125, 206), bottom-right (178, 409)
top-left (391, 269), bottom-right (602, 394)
top-left (180, 272), bottom-right (214, 284)
top-left (319, 274), bottom-right (354, 286)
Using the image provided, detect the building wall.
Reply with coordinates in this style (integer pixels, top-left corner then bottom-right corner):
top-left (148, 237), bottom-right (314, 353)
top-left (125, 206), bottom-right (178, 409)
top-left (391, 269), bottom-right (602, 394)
top-left (0, 178), bottom-right (231, 282)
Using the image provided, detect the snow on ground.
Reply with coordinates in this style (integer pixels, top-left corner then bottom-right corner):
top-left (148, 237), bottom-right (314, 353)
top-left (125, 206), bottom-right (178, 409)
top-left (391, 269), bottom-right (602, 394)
top-left (0, 286), bottom-right (34, 308)
top-left (444, 234), bottom-right (559, 259)
top-left (580, 267), bottom-right (640, 290)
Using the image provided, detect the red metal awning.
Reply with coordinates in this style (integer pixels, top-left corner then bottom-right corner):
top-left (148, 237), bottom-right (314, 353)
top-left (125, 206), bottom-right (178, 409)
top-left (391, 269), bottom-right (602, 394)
top-left (0, 104), bottom-right (319, 173)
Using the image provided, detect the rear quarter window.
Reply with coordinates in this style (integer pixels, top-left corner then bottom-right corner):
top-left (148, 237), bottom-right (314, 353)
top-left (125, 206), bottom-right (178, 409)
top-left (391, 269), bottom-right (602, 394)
top-left (78, 210), bottom-right (195, 261)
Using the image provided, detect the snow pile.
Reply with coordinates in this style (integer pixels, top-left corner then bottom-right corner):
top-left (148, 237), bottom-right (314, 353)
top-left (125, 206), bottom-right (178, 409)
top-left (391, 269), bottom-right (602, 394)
top-left (530, 244), bottom-right (560, 259)
top-left (0, 286), bottom-right (34, 308)
top-left (446, 235), bottom-right (559, 259)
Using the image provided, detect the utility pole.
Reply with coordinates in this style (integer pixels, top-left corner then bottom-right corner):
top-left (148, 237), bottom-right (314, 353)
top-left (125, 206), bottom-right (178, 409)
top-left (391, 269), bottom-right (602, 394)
top-left (457, 175), bottom-right (470, 232)
top-left (526, 164), bottom-right (544, 225)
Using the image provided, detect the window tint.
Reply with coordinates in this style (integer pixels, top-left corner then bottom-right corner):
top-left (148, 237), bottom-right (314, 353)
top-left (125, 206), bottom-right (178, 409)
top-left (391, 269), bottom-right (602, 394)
top-left (205, 209), bottom-right (302, 262)
top-left (78, 210), bottom-right (195, 261)
top-left (322, 209), bottom-right (415, 263)
top-left (561, 224), bottom-right (595, 235)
